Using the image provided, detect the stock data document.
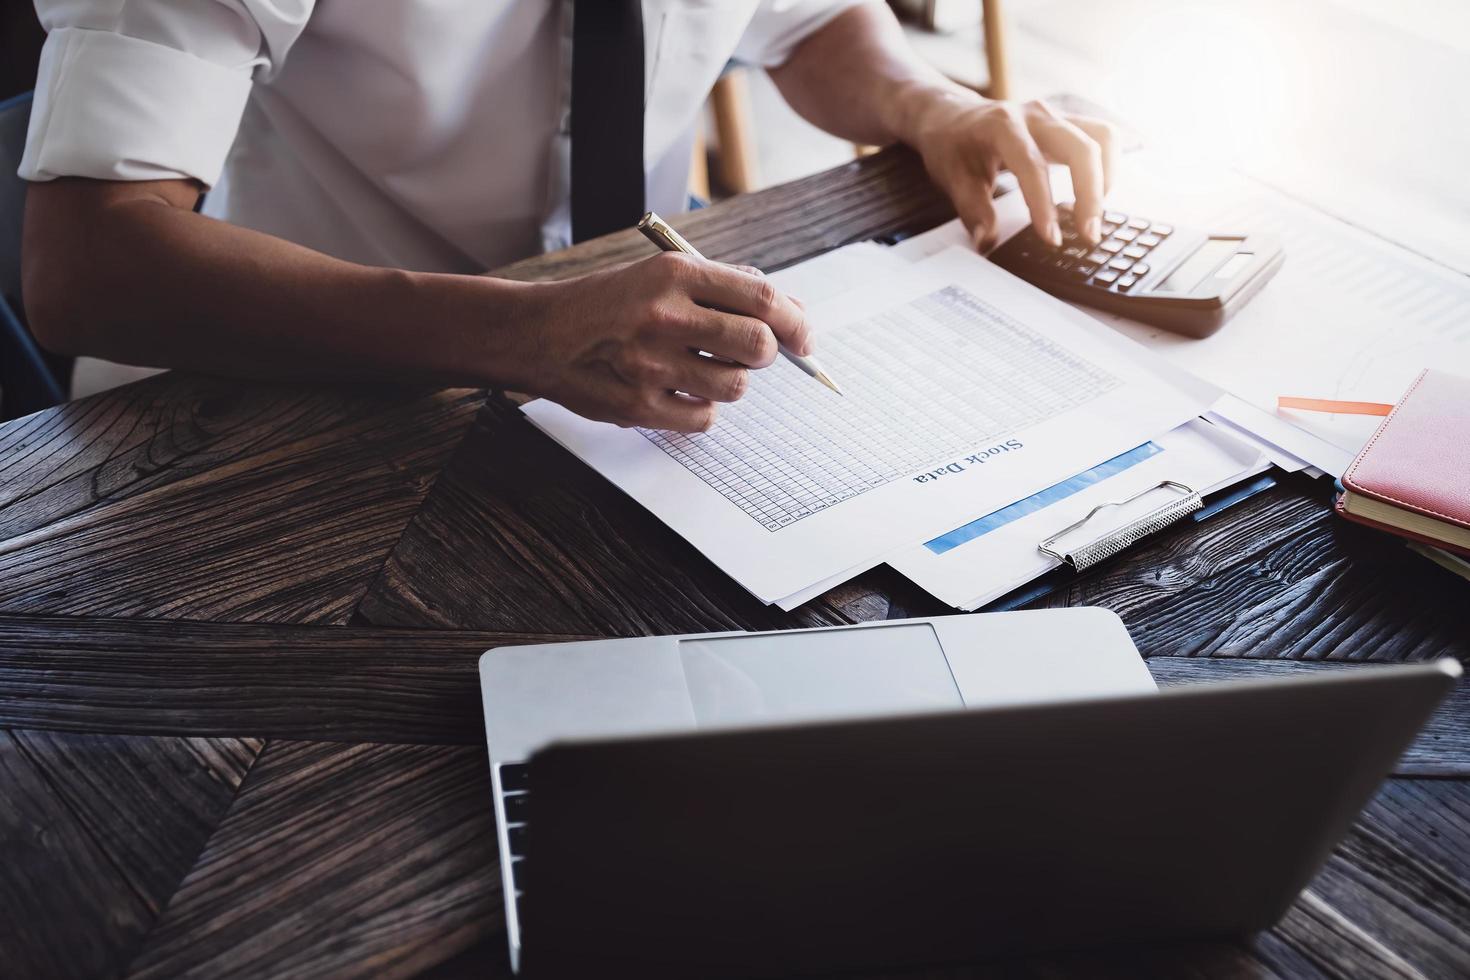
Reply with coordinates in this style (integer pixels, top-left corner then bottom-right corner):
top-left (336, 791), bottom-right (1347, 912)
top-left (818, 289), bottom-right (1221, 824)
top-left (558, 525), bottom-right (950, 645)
top-left (523, 246), bottom-right (1207, 604)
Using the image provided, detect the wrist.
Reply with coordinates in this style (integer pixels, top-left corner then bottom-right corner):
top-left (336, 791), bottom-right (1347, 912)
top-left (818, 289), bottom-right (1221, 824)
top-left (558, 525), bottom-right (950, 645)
top-left (395, 268), bottom-right (553, 391)
top-left (885, 79), bottom-right (987, 153)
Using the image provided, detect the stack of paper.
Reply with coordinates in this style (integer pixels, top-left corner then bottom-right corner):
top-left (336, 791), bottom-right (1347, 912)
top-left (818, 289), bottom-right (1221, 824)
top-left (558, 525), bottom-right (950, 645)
top-left (524, 242), bottom-right (1241, 607)
top-left (524, 149), bottom-right (1468, 607)
top-left (905, 154), bottom-right (1470, 477)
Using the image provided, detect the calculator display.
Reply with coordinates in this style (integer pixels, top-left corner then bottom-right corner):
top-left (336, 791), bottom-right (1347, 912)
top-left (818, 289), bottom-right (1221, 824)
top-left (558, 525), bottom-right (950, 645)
top-left (1156, 238), bottom-right (1242, 293)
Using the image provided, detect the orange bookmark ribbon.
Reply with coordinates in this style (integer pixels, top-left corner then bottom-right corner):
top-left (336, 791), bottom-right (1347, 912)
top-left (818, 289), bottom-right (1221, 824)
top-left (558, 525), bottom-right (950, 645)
top-left (1277, 396), bottom-right (1394, 416)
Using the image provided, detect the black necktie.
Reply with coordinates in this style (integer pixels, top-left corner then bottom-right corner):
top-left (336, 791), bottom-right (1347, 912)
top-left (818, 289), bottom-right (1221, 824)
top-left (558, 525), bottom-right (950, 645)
top-left (571, 0), bottom-right (645, 243)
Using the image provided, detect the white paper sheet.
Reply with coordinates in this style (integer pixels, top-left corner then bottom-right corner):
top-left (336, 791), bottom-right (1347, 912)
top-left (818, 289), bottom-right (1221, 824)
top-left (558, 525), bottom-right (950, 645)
top-left (523, 246), bottom-right (1207, 604)
top-left (1089, 151), bottom-right (1470, 473)
top-left (762, 241), bottom-right (899, 305)
top-left (888, 419), bottom-right (1265, 610)
top-left (893, 152), bottom-right (1469, 478)
top-left (888, 209), bottom-right (1228, 417)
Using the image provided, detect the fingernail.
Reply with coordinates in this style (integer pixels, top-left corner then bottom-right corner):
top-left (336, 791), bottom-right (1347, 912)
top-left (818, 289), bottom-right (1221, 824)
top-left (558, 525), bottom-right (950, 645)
top-left (1046, 221), bottom-right (1063, 248)
top-left (970, 225), bottom-right (988, 252)
top-left (1085, 217), bottom-right (1101, 243)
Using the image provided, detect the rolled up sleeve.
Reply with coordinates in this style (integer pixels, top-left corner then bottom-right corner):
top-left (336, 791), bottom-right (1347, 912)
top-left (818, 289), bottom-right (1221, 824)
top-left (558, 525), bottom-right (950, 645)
top-left (19, 1), bottom-right (313, 186)
top-left (733, 0), bottom-right (880, 69)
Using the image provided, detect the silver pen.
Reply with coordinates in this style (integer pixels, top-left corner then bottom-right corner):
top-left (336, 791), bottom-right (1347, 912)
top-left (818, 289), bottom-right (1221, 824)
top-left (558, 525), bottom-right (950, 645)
top-left (637, 212), bottom-right (842, 395)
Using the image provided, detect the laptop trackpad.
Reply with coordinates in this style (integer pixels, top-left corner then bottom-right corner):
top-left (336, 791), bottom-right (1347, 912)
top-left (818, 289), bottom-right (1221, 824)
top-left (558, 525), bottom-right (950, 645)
top-left (679, 624), bottom-right (962, 729)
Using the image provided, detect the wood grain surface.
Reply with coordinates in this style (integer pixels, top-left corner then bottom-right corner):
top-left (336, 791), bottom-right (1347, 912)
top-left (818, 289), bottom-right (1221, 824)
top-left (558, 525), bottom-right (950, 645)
top-left (124, 740), bottom-right (503, 980)
top-left (493, 145), bottom-right (952, 283)
top-left (0, 730), bottom-right (261, 979)
top-left (357, 398), bottom-right (851, 636)
top-left (0, 380), bottom-right (482, 624)
top-left (0, 143), bottom-right (1465, 980)
top-left (0, 615), bottom-right (586, 744)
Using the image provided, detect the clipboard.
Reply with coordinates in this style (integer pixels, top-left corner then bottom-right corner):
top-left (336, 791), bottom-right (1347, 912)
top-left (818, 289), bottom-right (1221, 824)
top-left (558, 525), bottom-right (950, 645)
top-left (988, 470), bottom-right (1280, 610)
top-left (883, 469), bottom-right (1282, 619)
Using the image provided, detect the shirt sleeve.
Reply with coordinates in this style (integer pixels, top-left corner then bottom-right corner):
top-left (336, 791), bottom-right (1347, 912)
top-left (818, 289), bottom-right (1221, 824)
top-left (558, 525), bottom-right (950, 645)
top-left (19, 0), bottom-right (315, 186)
top-left (732, 0), bottom-right (880, 69)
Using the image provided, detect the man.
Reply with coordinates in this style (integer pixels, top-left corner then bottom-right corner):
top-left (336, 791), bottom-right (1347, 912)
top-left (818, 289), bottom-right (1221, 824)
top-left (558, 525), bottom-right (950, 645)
top-left (19, 1), bottom-right (1114, 433)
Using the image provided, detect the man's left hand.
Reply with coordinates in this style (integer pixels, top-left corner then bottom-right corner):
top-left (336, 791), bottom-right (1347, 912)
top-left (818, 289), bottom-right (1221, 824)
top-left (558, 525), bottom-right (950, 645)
top-left (908, 93), bottom-right (1119, 252)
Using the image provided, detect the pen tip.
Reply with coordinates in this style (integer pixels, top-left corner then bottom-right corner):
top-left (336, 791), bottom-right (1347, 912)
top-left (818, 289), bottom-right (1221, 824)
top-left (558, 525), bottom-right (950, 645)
top-left (817, 372), bottom-right (842, 395)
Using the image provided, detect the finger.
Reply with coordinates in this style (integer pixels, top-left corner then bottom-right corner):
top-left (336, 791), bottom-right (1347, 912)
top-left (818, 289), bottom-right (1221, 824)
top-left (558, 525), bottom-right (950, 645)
top-left (680, 308), bottom-right (780, 368)
top-left (635, 392), bottom-right (719, 433)
top-left (1068, 115), bottom-right (1119, 194)
top-left (688, 264), bottom-right (813, 357)
top-left (954, 174), bottom-right (1000, 252)
top-left (730, 264), bottom-right (765, 277)
top-left (992, 107), bottom-right (1059, 247)
top-left (1032, 117), bottom-right (1105, 243)
top-left (670, 353), bottom-right (750, 403)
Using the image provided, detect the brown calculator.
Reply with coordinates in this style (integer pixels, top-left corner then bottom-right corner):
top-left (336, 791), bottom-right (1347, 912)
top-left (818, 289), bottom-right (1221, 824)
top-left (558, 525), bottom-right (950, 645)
top-left (990, 204), bottom-right (1284, 338)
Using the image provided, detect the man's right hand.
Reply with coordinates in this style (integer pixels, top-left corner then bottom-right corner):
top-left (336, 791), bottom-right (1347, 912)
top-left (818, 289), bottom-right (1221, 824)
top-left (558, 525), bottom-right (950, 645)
top-left (517, 252), bottom-right (812, 433)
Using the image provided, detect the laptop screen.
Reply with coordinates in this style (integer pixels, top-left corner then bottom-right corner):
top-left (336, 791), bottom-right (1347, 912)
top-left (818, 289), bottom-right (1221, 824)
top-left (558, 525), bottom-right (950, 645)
top-left (678, 624), bottom-right (962, 729)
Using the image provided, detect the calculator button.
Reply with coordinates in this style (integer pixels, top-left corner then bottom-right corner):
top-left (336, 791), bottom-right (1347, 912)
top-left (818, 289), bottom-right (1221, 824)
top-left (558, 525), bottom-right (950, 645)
top-left (1117, 274), bottom-right (1138, 291)
top-left (1051, 256), bottom-right (1073, 272)
top-left (1152, 224), bottom-right (1173, 236)
top-left (1086, 250), bottom-right (1110, 265)
top-left (1093, 269), bottom-right (1120, 285)
top-left (1099, 223), bottom-right (1119, 238)
top-left (1138, 234), bottom-right (1162, 248)
top-left (1108, 257), bottom-right (1133, 272)
top-left (1063, 245), bottom-right (1087, 258)
top-left (1073, 263), bottom-right (1098, 278)
top-left (1114, 227), bottom-right (1139, 243)
top-left (1099, 239), bottom-right (1125, 254)
top-left (1133, 263), bottom-right (1150, 277)
top-left (1122, 245), bottom-right (1148, 259)
top-left (1104, 211), bottom-right (1127, 225)
top-left (1127, 218), bottom-right (1150, 231)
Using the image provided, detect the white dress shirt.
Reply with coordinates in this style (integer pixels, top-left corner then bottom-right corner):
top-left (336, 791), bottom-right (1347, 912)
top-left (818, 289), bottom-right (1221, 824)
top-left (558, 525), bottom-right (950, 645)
top-left (20, 0), bottom-right (871, 273)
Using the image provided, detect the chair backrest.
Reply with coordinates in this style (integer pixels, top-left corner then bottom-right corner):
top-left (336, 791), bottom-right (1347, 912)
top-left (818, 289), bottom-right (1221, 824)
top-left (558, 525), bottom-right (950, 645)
top-left (0, 91), bottom-right (68, 416)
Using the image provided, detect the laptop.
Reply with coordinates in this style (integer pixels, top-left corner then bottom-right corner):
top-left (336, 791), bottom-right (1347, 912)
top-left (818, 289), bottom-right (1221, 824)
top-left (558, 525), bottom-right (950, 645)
top-left (477, 609), bottom-right (1457, 977)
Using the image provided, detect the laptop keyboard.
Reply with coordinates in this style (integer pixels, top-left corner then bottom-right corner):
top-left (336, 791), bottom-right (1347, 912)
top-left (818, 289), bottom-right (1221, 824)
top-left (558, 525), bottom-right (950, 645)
top-left (500, 763), bottom-right (530, 906)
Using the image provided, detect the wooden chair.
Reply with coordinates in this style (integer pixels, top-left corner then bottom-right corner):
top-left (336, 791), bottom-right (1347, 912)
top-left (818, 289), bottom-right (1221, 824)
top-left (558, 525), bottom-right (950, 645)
top-left (978, 0), bottom-right (1010, 99)
top-left (691, 69), bottom-right (760, 200)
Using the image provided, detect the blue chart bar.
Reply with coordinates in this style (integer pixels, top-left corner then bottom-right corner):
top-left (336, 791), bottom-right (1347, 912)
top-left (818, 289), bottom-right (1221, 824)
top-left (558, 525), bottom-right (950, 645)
top-left (924, 442), bottom-right (1163, 555)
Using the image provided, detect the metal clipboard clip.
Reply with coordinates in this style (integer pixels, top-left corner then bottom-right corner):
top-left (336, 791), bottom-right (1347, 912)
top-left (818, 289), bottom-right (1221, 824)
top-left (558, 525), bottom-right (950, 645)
top-left (1038, 480), bottom-right (1203, 572)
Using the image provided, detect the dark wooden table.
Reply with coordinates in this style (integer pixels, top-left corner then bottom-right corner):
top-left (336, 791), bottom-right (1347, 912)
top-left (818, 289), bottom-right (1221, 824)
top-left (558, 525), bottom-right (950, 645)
top-left (2, 147), bottom-right (1467, 980)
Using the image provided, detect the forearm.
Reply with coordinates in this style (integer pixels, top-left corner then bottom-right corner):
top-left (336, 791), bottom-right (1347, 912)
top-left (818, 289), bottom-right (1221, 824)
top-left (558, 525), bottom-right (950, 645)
top-left (767, 3), bottom-right (978, 149)
top-left (22, 179), bottom-right (542, 388)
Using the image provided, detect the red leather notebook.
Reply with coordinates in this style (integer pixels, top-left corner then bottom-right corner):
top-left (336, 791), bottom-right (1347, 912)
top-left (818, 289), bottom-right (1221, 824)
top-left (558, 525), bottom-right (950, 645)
top-left (1335, 369), bottom-right (1470, 557)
